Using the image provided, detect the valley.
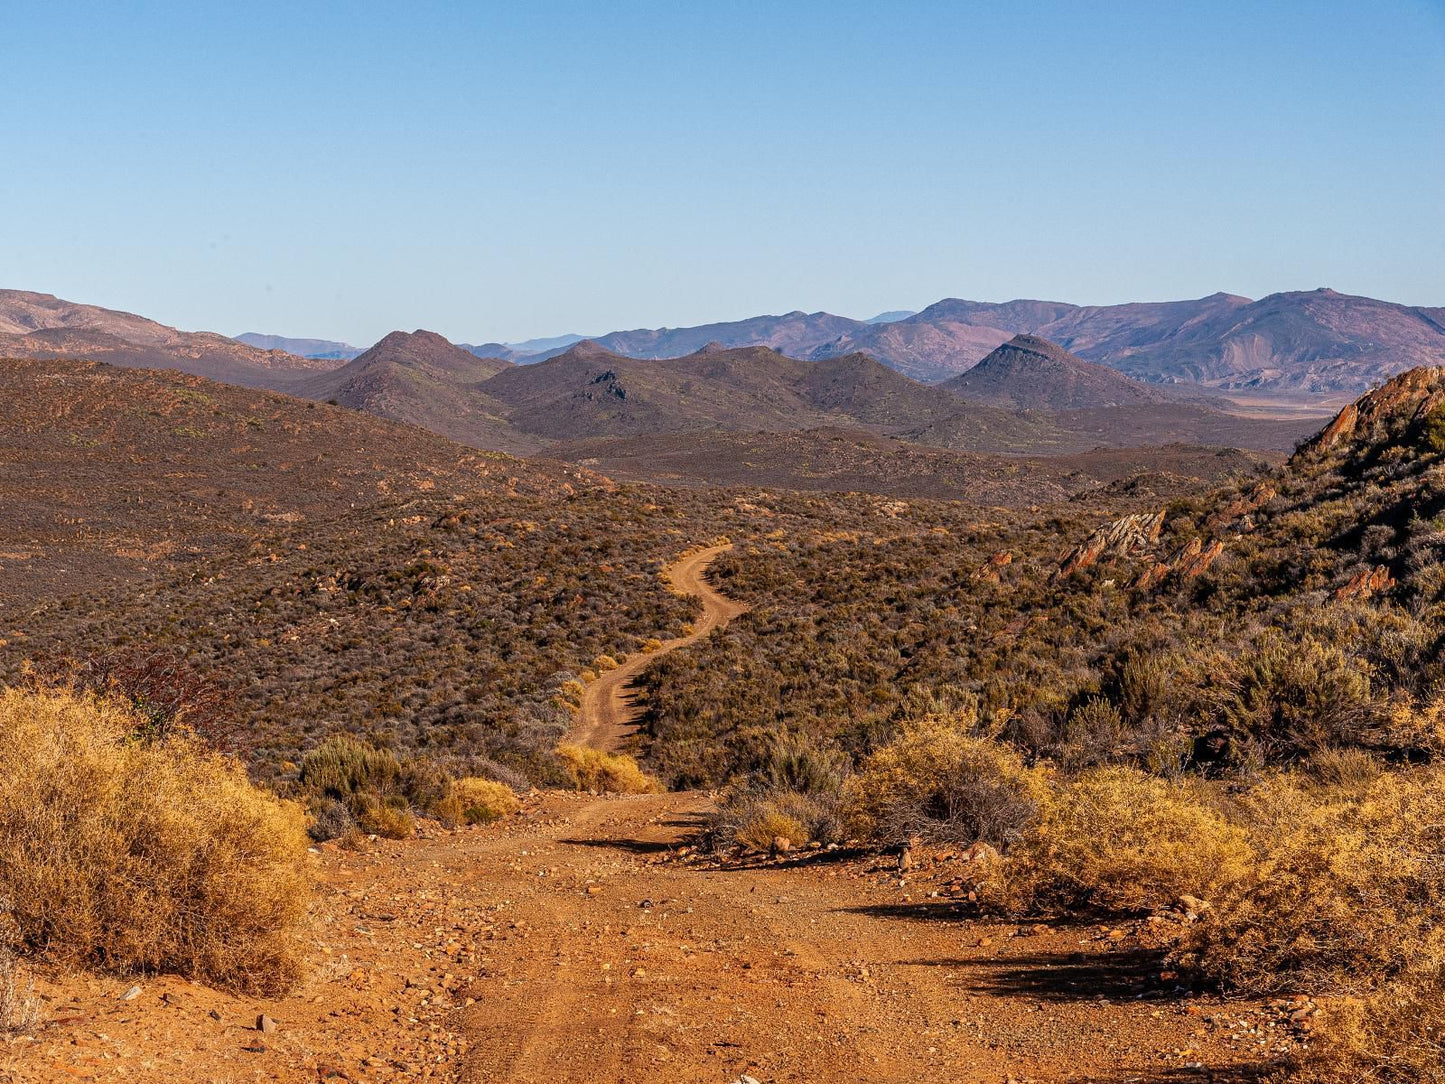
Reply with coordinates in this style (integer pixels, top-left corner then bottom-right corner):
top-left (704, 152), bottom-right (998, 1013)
top-left (0, 290), bottom-right (1439, 1084)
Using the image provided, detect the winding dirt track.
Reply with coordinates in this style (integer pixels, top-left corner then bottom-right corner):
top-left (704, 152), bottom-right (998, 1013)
top-left (573, 544), bottom-right (748, 752)
top-left (3, 544), bottom-right (1283, 1083)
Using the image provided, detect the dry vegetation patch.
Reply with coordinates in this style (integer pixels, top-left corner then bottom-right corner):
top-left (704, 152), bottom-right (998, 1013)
top-left (556, 743), bottom-right (661, 794)
top-left (0, 687), bottom-right (308, 993)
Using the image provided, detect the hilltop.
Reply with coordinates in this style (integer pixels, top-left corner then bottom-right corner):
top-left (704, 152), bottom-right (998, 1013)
top-left (294, 329), bottom-right (533, 454)
top-left (942, 333), bottom-right (1175, 409)
top-left (0, 290), bottom-right (333, 386)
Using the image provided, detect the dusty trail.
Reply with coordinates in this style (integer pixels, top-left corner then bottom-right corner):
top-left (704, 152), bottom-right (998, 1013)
top-left (573, 544), bottom-right (748, 752)
top-left (6, 545), bottom-right (1286, 1083)
top-left (7, 798), bottom-right (1283, 1084)
top-left (453, 793), bottom-right (1277, 1084)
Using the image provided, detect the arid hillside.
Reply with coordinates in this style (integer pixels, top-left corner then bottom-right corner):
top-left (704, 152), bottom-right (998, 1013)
top-left (0, 290), bottom-right (333, 386)
top-left (294, 330), bottom-right (534, 454)
top-left (562, 427), bottom-right (1276, 501)
top-left (0, 357), bottom-right (589, 604)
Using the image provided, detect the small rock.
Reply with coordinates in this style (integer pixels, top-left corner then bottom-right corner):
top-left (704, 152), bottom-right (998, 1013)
top-left (964, 841), bottom-right (1000, 865)
top-left (257, 1014), bottom-right (278, 1035)
top-left (120, 986), bottom-right (142, 1001)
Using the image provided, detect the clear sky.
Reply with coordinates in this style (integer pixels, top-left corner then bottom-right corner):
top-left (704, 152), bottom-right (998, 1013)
top-left (2, 1), bottom-right (1442, 345)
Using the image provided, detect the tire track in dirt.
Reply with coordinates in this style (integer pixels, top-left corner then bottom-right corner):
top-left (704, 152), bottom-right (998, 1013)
top-left (571, 544), bottom-right (747, 752)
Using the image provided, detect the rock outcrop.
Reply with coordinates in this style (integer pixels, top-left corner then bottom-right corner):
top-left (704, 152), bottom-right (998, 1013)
top-left (1335, 564), bottom-right (1396, 601)
top-left (1297, 366), bottom-right (1445, 459)
top-left (1055, 511), bottom-right (1165, 578)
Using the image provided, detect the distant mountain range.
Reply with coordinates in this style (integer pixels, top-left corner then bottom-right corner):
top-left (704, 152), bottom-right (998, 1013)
top-left (10, 285), bottom-right (1440, 396)
top-left (276, 331), bottom-right (1316, 459)
top-left (235, 333), bottom-right (365, 360)
top-left (468, 288), bottom-right (1445, 391)
top-left (0, 287), bottom-right (1329, 474)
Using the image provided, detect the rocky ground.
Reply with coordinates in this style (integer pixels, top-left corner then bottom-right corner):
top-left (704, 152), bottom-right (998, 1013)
top-left (2, 790), bottom-right (1308, 1083)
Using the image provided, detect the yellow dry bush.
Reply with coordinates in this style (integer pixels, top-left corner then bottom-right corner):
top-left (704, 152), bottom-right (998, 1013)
top-left (1003, 766), bottom-right (1252, 916)
top-left (0, 687), bottom-right (308, 993)
top-left (449, 778), bottom-right (519, 824)
top-left (1288, 969), bottom-right (1445, 1083)
top-left (1182, 767), bottom-right (1445, 994)
top-left (592, 655), bottom-right (619, 673)
top-left (734, 808), bottom-right (808, 852)
top-left (842, 716), bottom-right (1049, 848)
top-left (556, 744), bottom-right (661, 794)
top-left (349, 794), bottom-right (414, 839)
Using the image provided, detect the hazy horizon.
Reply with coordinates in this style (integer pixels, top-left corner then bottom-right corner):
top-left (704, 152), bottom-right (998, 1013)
top-left (3, 1), bottom-right (1442, 345)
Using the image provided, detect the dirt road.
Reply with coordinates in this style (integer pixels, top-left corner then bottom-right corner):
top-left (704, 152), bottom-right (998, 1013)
top-left (7, 792), bottom-right (1288, 1084)
top-left (6, 545), bottom-right (1291, 1083)
top-left (573, 544), bottom-right (748, 752)
top-left (451, 793), bottom-right (1282, 1084)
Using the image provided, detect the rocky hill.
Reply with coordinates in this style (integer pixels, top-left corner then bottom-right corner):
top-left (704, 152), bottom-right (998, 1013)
top-left (477, 341), bottom-right (967, 441)
top-left (942, 334), bottom-right (1173, 409)
top-left (290, 333), bottom-right (1318, 457)
top-left (295, 330), bottom-right (533, 454)
top-left (0, 290), bottom-right (333, 386)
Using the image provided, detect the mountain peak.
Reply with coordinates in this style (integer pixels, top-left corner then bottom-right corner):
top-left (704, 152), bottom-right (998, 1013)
top-left (559, 339), bottom-right (620, 361)
top-left (942, 334), bottom-right (1170, 410)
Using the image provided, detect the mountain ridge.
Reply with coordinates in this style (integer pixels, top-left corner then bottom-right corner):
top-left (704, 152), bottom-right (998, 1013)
top-left (0, 290), bottom-right (333, 386)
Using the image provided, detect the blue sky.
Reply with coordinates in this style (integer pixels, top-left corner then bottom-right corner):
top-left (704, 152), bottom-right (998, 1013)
top-left (2, 1), bottom-right (1442, 344)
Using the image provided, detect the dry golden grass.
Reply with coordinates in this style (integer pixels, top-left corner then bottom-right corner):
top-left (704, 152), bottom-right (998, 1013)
top-left (1181, 767), bottom-right (1445, 995)
top-left (1001, 766), bottom-right (1252, 916)
top-left (1288, 970), bottom-right (1445, 1083)
top-left (843, 716), bottom-right (1050, 848)
top-left (733, 807), bottom-right (809, 852)
top-left (446, 778), bottom-right (520, 824)
top-left (556, 744), bottom-right (662, 794)
top-left (0, 687), bottom-right (309, 993)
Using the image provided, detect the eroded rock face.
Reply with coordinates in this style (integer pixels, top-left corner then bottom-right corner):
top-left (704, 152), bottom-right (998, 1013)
top-left (1205, 481), bottom-right (1276, 532)
top-left (972, 550), bottom-right (1013, 583)
top-left (1131, 536), bottom-right (1225, 590)
top-left (1055, 510), bottom-right (1164, 578)
top-left (1336, 564), bottom-right (1396, 601)
top-left (1297, 366), bottom-right (1445, 459)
